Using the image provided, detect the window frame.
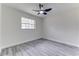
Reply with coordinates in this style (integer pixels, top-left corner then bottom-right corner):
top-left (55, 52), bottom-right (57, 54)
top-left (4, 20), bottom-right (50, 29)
top-left (21, 17), bottom-right (36, 29)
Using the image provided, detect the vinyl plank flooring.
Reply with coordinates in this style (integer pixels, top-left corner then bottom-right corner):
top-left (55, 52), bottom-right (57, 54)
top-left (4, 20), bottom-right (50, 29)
top-left (0, 39), bottom-right (79, 56)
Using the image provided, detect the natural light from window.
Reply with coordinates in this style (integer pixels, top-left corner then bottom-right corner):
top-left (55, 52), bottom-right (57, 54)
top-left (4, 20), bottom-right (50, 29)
top-left (21, 17), bottom-right (35, 29)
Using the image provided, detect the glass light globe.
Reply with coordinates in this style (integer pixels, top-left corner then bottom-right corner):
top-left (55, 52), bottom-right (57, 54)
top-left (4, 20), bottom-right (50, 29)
top-left (40, 11), bottom-right (44, 14)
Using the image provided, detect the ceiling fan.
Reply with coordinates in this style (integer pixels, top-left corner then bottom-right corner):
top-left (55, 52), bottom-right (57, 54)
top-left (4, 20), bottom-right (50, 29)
top-left (33, 4), bottom-right (52, 15)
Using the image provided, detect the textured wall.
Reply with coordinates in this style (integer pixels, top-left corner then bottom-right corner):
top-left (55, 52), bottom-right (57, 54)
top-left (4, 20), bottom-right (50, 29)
top-left (43, 8), bottom-right (79, 47)
top-left (1, 5), bottom-right (43, 49)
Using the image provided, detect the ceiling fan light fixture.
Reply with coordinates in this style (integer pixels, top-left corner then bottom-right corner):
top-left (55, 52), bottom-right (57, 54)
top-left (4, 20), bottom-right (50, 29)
top-left (33, 4), bottom-right (52, 15)
top-left (40, 11), bottom-right (44, 14)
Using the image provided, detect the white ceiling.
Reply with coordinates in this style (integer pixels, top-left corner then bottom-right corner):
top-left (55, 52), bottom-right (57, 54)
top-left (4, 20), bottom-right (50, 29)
top-left (3, 3), bottom-right (79, 18)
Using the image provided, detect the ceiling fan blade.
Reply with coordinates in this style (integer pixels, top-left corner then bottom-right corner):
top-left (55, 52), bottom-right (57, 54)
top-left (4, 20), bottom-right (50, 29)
top-left (33, 10), bottom-right (40, 12)
top-left (44, 8), bottom-right (52, 12)
top-left (43, 12), bottom-right (47, 15)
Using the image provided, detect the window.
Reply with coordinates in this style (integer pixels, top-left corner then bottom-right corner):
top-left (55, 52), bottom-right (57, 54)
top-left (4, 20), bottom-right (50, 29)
top-left (21, 17), bottom-right (35, 29)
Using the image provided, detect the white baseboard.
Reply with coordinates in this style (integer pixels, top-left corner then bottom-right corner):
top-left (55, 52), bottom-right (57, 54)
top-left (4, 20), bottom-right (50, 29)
top-left (45, 37), bottom-right (79, 48)
top-left (1, 38), bottom-right (41, 50)
top-left (1, 37), bottom-right (79, 50)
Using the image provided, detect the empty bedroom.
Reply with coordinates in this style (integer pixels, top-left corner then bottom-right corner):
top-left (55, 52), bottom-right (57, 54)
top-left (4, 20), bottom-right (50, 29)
top-left (0, 3), bottom-right (79, 56)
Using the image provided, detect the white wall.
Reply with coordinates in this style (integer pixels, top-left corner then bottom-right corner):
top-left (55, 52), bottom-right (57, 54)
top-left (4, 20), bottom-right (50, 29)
top-left (43, 8), bottom-right (79, 47)
top-left (1, 5), bottom-right (43, 49)
top-left (0, 4), bottom-right (2, 52)
top-left (1, 4), bottom-right (79, 49)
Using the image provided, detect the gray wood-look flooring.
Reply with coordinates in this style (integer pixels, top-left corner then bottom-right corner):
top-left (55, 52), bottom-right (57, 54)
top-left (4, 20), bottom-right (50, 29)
top-left (0, 39), bottom-right (79, 56)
